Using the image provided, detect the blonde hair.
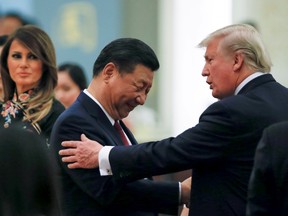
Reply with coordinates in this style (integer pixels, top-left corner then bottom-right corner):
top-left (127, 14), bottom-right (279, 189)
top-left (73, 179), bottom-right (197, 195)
top-left (0, 25), bottom-right (57, 124)
top-left (198, 24), bottom-right (272, 72)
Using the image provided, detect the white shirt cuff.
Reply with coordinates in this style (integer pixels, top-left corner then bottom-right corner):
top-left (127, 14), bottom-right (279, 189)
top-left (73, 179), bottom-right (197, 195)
top-left (99, 146), bottom-right (114, 176)
top-left (178, 182), bottom-right (182, 204)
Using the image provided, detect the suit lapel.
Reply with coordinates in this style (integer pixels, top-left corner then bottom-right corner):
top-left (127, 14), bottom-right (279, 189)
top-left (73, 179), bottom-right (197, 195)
top-left (77, 92), bottom-right (136, 146)
top-left (238, 74), bottom-right (275, 95)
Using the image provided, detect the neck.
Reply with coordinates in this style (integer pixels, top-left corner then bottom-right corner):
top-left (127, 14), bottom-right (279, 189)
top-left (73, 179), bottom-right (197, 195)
top-left (235, 68), bottom-right (256, 86)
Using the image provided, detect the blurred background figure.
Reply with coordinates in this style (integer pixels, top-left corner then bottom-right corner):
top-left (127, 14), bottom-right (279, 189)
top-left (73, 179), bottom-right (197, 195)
top-left (0, 34), bottom-right (8, 102)
top-left (247, 121), bottom-right (288, 216)
top-left (0, 25), bottom-right (64, 146)
top-left (55, 62), bottom-right (87, 109)
top-left (0, 125), bottom-right (61, 215)
top-left (0, 11), bottom-right (29, 36)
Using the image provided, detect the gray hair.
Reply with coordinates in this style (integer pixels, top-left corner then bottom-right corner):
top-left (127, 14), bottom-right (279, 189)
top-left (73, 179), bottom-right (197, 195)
top-left (198, 24), bottom-right (272, 72)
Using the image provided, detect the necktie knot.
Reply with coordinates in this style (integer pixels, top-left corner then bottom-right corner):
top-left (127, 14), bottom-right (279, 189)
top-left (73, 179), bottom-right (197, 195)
top-left (114, 121), bottom-right (129, 146)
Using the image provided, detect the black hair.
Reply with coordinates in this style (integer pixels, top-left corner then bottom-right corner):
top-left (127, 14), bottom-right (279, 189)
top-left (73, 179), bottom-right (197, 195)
top-left (58, 62), bottom-right (87, 90)
top-left (93, 38), bottom-right (159, 76)
top-left (0, 125), bottom-right (60, 215)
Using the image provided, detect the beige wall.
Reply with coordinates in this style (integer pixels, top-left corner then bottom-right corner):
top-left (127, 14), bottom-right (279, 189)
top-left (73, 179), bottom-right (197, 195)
top-left (121, 0), bottom-right (163, 141)
top-left (233, 0), bottom-right (288, 86)
top-left (117, 1), bottom-right (288, 142)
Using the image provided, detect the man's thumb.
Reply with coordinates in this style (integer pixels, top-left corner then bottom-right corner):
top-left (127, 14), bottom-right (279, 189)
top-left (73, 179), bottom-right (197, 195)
top-left (80, 133), bottom-right (88, 141)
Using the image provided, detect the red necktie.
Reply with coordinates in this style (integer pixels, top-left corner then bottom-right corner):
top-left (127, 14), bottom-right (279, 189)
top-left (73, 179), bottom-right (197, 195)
top-left (114, 121), bottom-right (129, 146)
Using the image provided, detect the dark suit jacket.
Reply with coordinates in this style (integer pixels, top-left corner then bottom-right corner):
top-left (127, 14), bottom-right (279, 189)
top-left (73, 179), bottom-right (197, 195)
top-left (109, 74), bottom-right (288, 216)
top-left (247, 121), bottom-right (288, 216)
top-left (50, 92), bottom-right (179, 216)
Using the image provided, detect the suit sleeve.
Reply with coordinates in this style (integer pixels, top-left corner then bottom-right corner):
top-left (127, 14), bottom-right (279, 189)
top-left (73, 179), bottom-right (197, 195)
top-left (110, 101), bottom-right (239, 182)
top-left (50, 113), bottom-right (179, 214)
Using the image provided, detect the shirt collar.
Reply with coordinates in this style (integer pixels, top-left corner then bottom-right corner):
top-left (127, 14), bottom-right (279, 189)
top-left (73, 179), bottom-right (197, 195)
top-left (234, 72), bottom-right (266, 95)
top-left (83, 89), bottom-right (115, 125)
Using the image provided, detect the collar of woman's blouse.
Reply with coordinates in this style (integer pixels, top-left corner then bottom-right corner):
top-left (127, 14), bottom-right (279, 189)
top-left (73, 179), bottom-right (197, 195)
top-left (13, 89), bottom-right (36, 103)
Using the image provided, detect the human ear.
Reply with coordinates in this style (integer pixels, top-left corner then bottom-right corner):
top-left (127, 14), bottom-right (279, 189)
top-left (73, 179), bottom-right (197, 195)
top-left (233, 52), bottom-right (244, 72)
top-left (102, 62), bottom-right (117, 82)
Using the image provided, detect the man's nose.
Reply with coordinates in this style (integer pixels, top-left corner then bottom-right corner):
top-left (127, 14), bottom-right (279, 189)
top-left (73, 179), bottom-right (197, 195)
top-left (136, 93), bottom-right (147, 105)
top-left (201, 66), bottom-right (209, 77)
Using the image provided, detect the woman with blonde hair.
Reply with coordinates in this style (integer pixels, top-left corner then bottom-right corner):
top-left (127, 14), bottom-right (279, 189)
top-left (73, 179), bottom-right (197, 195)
top-left (0, 25), bottom-right (64, 146)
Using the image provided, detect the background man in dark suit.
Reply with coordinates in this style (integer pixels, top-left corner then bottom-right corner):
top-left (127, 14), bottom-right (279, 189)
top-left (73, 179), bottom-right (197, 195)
top-left (247, 121), bottom-right (288, 216)
top-left (59, 24), bottom-right (288, 216)
top-left (51, 38), bottom-right (190, 216)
